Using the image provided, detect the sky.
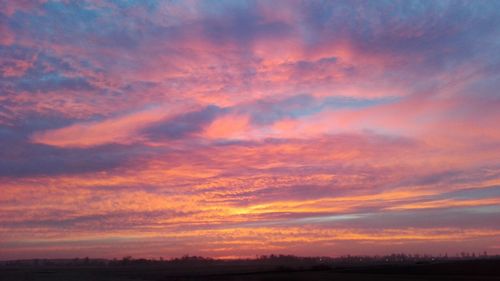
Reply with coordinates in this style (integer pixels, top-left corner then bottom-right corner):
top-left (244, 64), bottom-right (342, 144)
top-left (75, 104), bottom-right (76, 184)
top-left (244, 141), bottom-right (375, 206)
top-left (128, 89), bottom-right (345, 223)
top-left (1, 0), bottom-right (500, 260)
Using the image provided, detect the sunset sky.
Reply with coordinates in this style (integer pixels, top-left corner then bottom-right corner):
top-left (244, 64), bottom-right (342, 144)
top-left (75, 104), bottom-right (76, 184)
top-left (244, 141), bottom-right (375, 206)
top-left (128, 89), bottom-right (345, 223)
top-left (1, 0), bottom-right (500, 260)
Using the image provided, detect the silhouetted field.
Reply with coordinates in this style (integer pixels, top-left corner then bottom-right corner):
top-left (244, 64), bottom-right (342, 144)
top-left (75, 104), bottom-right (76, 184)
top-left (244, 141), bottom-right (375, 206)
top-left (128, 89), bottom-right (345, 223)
top-left (1, 256), bottom-right (499, 281)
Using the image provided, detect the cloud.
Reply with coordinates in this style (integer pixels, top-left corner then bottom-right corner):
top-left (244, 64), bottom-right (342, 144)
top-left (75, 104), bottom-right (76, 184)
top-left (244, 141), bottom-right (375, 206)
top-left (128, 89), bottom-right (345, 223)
top-left (1, 0), bottom-right (500, 258)
top-left (0, 142), bottom-right (153, 177)
top-left (30, 104), bottom-right (194, 147)
top-left (203, 114), bottom-right (252, 140)
top-left (143, 105), bottom-right (224, 140)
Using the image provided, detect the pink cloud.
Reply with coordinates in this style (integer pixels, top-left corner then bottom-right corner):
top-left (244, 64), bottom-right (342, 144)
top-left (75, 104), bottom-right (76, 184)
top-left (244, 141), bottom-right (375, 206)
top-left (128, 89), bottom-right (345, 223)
top-left (31, 104), bottom-right (195, 147)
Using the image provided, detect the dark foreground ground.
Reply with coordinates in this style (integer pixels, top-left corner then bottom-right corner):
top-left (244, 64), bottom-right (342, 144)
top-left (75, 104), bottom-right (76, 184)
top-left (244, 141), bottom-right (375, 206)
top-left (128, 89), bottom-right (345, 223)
top-left (1, 259), bottom-right (499, 281)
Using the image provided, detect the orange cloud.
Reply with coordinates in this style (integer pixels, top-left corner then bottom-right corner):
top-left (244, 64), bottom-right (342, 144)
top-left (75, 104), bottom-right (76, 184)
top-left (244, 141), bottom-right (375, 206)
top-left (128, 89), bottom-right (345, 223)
top-left (203, 114), bottom-right (252, 140)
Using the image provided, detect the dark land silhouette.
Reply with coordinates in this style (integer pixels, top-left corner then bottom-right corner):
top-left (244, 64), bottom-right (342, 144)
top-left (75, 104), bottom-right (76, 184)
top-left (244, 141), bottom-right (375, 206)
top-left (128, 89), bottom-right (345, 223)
top-left (1, 254), bottom-right (499, 281)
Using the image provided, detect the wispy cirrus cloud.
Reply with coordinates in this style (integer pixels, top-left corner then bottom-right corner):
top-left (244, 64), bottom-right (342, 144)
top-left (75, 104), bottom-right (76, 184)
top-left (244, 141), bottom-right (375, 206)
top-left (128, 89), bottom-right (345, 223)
top-left (30, 104), bottom-right (197, 147)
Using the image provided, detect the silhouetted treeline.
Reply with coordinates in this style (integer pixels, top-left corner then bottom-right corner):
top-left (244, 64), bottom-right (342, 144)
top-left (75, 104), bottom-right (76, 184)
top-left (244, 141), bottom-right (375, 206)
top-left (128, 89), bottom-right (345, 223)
top-left (1, 252), bottom-right (497, 268)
